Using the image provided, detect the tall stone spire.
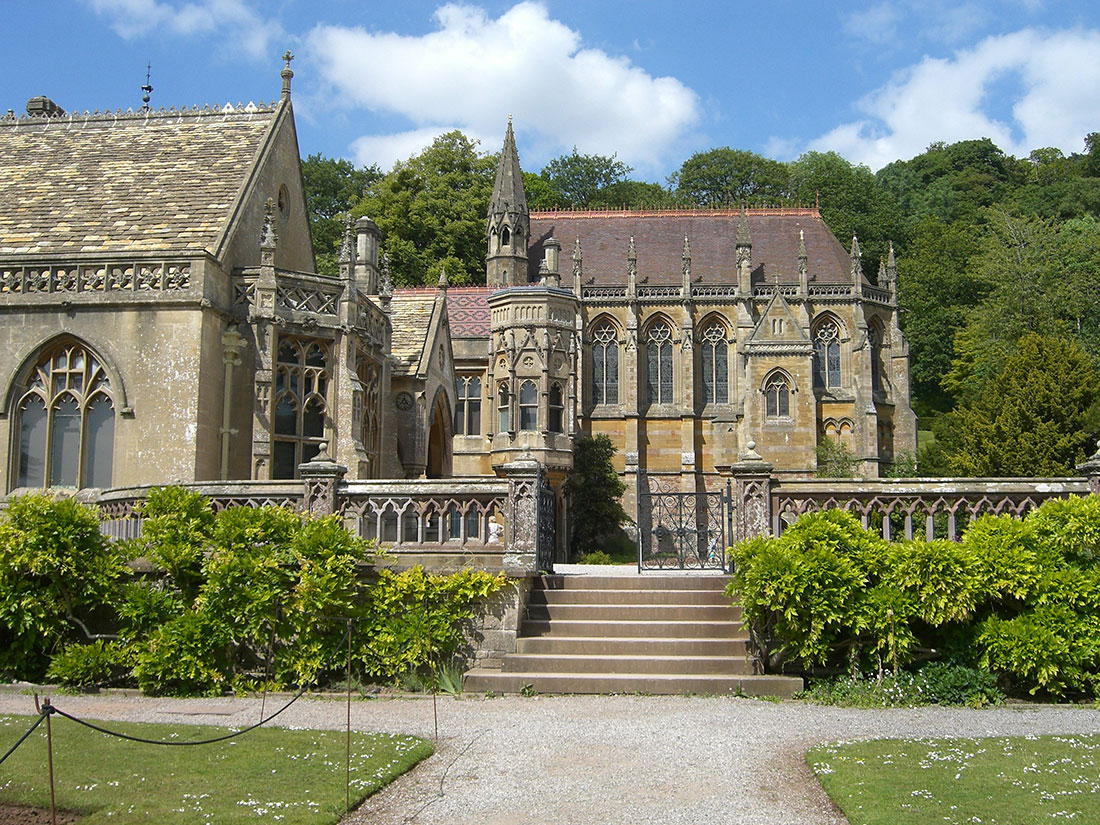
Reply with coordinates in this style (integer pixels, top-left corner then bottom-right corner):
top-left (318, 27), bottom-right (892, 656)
top-left (486, 116), bottom-right (530, 288)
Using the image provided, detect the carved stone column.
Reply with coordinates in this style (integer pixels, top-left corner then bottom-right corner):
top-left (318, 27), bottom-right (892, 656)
top-left (299, 441), bottom-right (347, 517)
top-left (718, 439), bottom-right (775, 544)
top-left (1078, 440), bottom-right (1100, 495)
top-left (501, 454), bottom-right (546, 575)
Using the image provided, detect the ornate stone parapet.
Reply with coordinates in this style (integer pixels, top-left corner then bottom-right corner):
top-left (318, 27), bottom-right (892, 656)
top-left (298, 442), bottom-right (347, 517)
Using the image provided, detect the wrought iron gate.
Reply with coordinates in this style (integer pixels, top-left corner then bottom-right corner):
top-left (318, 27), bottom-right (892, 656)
top-left (536, 479), bottom-right (556, 573)
top-left (637, 480), bottom-right (731, 571)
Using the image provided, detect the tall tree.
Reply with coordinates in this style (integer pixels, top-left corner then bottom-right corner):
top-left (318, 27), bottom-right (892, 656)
top-left (563, 435), bottom-right (628, 560)
top-left (788, 151), bottom-right (904, 278)
top-left (354, 131), bottom-right (496, 286)
top-left (946, 333), bottom-right (1100, 476)
top-left (300, 154), bottom-right (381, 276)
top-left (670, 147), bottom-right (789, 205)
top-left (539, 148), bottom-right (632, 207)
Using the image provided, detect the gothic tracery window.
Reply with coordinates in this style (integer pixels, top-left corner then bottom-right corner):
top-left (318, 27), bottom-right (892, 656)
top-left (813, 319), bottom-right (842, 390)
top-left (591, 323), bottom-right (619, 405)
top-left (12, 341), bottom-right (115, 489)
top-left (700, 322), bottom-right (728, 405)
top-left (454, 375), bottom-right (482, 436)
top-left (273, 337), bottom-right (330, 479)
top-left (764, 373), bottom-right (791, 420)
top-left (646, 321), bottom-right (674, 405)
top-left (869, 323), bottom-right (885, 394)
top-left (356, 355), bottom-right (381, 478)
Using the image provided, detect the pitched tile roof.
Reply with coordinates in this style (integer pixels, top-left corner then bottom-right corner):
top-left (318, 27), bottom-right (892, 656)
top-left (527, 208), bottom-right (863, 287)
top-left (0, 103), bottom-right (279, 258)
top-left (389, 290), bottom-right (439, 374)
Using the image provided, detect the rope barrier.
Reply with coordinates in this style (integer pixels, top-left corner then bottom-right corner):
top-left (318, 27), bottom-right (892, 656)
top-left (0, 709), bottom-right (48, 766)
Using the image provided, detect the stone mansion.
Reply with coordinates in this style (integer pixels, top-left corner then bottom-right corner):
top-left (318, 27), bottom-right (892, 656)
top-left (0, 65), bottom-right (917, 520)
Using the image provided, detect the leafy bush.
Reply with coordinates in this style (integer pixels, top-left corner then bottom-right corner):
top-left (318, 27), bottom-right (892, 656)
top-left (139, 486), bottom-right (215, 600)
top-left (0, 495), bottom-right (128, 681)
top-left (358, 567), bottom-right (506, 680)
top-left (815, 437), bottom-right (859, 478)
top-left (802, 662), bottom-right (1002, 708)
top-left (576, 550), bottom-right (616, 565)
top-left (47, 640), bottom-right (129, 689)
top-left (133, 611), bottom-right (229, 696)
top-left (1027, 495), bottom-right (1100, 565)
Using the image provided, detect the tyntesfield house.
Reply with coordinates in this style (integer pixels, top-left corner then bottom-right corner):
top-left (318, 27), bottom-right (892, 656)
top-left (0, 62), bottom-right (916, 523)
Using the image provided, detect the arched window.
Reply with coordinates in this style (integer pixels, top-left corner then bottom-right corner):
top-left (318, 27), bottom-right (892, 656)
top-left (700, 322), bottom-right (728, 404)
top-left (646, 321), bottom-right (674, 405)
top-left (591, 322), bottom-right (619, 405)
top-left (501, 226), bottom-right (511, 247)
top-left (357, 356), bottom-right (381, 478)
top-left (548, 383), bottom-right (564, 433)
top-left (764, 373), bottom-right (790, 420)
top-left (869, 323), bottom-right (885, 394)
top-left (519, 380), bottom-right (538, 431)
top-left (454, 375), bottom-right (482, 435)
top-left (813, 319), bottom-right (842, 389)
top-left (273, 337), bottom-right (330, 479)
top-left (13, 341), bottom-right (115, 489)
top-left (497, 382), bottom-right (510, 432)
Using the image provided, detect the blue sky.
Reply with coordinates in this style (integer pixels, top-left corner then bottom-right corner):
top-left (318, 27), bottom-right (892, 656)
top-left (4, 1), bottom-right (1100, 181)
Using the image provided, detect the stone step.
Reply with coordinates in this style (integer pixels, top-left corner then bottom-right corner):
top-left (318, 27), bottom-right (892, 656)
top-left (540, 574), bottom-right (730, 591)
top-left (531, 588), bottom-right (735, 606)
top-left (463, 669), bottom-right (803, 698)
top-left (516, 636), bottom-right (752, 657)
top-left (520, 619), bottom-right (745, 639)
top-left (501, 653), bottom-right (757, 676)
top-left (524, 603), bottom-right (739, 622)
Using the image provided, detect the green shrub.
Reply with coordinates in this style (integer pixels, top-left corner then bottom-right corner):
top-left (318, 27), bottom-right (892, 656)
top-left (802, 662), bottom-right (1002, 708)
top-left (961, 514), bottom-right (1045, 603)
top-left (139, 486), bottom-right (215, 600)
top-left (815, 437), bottom-right (858, 478)
top-left (0, 494), bottom-right (128, 681)
top-left (1027, 495), bottom-right (1100, 565)
top-left (359, 567), bottom-right (505, 680)
top-left (133, 611), bottom-right (229, 697)
top-left (576, 550), bottom-right (616, 565)
top-left (47, 640), bottom-right (128, 689)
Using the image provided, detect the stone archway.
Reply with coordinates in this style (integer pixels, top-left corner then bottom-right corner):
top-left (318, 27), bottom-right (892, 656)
top-left (426, 393), bottom-right (451, 478)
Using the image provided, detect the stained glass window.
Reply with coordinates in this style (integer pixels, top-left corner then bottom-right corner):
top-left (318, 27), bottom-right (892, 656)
top-left (700, 322), bottom-right (728, 404)
top-left (14, 341), bottom-right (114, 489)
top-left (813, 319), bottom-right (842, 389)
top-left (273, 337), bottom-right (330, 479)
top-left (591, 323), bottom-right (619, 405)
top-left (646, 322), bottom-right (674, 405)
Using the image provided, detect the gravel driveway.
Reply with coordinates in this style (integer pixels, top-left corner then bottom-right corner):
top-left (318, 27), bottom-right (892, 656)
top-left (2, 692), bottom-right (1099, 825)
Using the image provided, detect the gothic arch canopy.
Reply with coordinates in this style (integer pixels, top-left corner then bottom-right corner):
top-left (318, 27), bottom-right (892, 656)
top-left (3, 333), bottom-right (131, 419)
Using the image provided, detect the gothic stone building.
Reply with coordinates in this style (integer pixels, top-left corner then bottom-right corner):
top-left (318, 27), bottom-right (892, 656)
top-left (445, 123), bottom-right (918, 513)
top-left (0, 67), bottom-right (454, 495)
top-left (0, 69), bottom-right (916, 528)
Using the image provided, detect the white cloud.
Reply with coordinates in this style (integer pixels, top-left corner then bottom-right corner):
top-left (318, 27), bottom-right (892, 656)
top-left (803, 28), bottom-right (1100, 170)
top-left (86, 0), bottom-right (283, 61)
top-left (304, 2), bottom-right (701, 174)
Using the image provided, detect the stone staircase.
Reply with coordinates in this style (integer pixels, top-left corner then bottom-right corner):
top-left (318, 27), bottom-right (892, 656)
top-left (464, 573), bottom-right (803, 697)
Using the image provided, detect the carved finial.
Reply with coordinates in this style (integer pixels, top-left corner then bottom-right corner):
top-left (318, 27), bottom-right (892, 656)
top-left (141, 62), bottom-right (153, 111)
top-left (280, 50), bottom-right (295, 100)
top-left (798, 229), bottom-right (807, 261)
top-left (885, 240), bottom-right (897, 283)
top-left (338, 216), bottom-right (354, 264)
top-left (736, 206), bottom-right (751, 247)
top-left (682, 235), bottom-right (691, 290)
top-left (850, 233), bottom-right (861, 260)
top-left (380, 253), bottom-right (393, 298)
top-left (260, 198), bottom-right (278, 248)
top-left (850, 233), bottom-right (862, 280)
top-left (627, 236), bottom-right (637, 282)
top-left (437, 267), bottom-right (449, 290)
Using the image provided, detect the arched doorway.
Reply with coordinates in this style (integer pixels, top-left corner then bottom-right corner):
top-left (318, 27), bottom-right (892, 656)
top-left (425, 392), bottom-right (451, 478)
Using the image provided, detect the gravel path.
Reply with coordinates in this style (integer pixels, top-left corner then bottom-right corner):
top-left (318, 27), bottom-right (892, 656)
top-left (2, 692), bottom-right (1099, 825)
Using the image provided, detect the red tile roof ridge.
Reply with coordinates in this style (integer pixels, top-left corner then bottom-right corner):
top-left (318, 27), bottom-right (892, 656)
top-left (530, 207), bottom-right (821, 219)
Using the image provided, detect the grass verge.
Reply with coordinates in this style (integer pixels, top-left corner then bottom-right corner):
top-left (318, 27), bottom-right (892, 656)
top-left (0, 713), bottom-right (432, 824)
top-left (807, 734), bottom-right (1100, 824)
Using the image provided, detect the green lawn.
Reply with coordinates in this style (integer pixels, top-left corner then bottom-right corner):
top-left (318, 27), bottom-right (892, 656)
top-left (0, 713), bottom-right (432, 824)
top-left (808, 734), bottom-right (1100, 825)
